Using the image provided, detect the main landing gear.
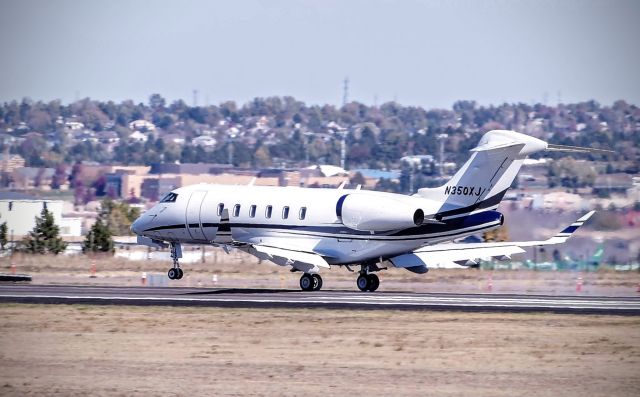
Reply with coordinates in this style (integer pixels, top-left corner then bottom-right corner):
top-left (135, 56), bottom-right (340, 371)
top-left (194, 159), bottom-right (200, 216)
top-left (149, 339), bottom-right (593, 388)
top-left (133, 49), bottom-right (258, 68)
top-left (356, 273), bottom-right (379, 292)
top-left (355, 262), bottom-right (384, 292)
top-left (299, 273), bottom-right (323, 291)
top-left (167, 243), bottom-right (184, 280)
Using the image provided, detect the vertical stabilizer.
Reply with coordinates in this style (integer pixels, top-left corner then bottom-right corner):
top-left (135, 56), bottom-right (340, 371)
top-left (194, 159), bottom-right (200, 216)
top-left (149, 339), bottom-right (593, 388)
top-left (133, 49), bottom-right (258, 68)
top-left (416, 130), bottom-right (547, 218)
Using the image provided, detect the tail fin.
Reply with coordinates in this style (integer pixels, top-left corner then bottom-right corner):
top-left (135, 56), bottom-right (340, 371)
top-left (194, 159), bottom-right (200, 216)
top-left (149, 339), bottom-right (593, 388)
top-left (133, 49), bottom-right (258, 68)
top-left (416, 130), bottom-right (547, 218)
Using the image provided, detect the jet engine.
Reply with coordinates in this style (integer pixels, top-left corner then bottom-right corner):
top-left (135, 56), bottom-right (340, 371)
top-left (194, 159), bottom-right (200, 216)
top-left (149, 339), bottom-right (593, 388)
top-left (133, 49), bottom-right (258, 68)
top-left (336, 194), bottom-right (424, 231)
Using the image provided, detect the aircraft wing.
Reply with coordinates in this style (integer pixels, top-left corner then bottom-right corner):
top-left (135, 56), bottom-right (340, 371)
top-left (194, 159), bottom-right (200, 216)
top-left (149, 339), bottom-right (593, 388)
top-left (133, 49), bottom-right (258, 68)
top-left (248, 244), bottom-right (331, 274)
top-left (390, 211), bottom-right (595, 270)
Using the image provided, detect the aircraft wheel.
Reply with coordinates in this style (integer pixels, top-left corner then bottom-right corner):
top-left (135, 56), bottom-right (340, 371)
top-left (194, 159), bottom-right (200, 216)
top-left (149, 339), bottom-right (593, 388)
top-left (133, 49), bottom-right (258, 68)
top-left (176, 268), bottom-right (184, 280)
top-left (299, 273), bottom-right (314, 291)
top-left (367, 274), bottom-right (380, 292)
top-left (356, 275), bottom-right (370, 292)
top-left (312, 274), bottom-right (323, 291)
top-left (167, 268), bottom-right (177, 280)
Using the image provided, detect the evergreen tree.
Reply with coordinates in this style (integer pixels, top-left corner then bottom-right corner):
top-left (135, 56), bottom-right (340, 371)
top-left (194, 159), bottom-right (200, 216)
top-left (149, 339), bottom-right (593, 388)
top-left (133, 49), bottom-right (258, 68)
top-left (83, 218), bottom-right (114, 254)
top-left (0, 220), bottom-right (7, 251)
top-left (21, 208), bottom-right (67, 254)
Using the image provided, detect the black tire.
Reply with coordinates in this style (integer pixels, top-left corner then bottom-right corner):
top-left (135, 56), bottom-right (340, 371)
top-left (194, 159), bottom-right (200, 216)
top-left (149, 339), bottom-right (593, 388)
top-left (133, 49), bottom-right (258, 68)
top-left (299, 273), bottom-right (313, 291)
top-left (167, 268), bottom-right (177, 280)
top-left (312, 274), bottom-right (323, 291)
top-left (367, 274), bottom-right (380, 292)
top-left (176, 268), bottom-right (184, 280)
top-left (356, 275), bottom-right (370, 292)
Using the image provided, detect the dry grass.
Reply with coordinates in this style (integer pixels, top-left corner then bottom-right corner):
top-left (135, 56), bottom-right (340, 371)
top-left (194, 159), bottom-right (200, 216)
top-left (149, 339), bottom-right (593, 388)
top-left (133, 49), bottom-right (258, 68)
top-left (3, 252), bottom-right (640, 295)
top-left (0, 304), bottom-right (639, 396)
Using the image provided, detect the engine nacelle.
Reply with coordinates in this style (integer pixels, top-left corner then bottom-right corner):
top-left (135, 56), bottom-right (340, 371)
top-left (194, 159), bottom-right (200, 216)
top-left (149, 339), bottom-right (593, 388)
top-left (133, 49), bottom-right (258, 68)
top-left (336, 194), bottom-right (424, 231)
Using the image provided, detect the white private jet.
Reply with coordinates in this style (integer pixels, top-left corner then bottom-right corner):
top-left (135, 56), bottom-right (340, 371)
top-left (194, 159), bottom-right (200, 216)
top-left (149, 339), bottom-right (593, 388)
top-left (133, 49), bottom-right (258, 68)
top-left (131, 130), bottom-right (609, 291)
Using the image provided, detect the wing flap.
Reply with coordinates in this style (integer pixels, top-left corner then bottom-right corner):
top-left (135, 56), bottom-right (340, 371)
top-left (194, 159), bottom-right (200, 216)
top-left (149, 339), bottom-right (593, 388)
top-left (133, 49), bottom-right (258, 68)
top-left (251, 245), bottom-right (330, 273)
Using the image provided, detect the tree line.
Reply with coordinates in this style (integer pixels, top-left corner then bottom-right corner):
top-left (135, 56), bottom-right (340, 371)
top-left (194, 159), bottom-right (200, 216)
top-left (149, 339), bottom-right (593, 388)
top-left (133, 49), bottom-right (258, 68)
top-left (1, 96), bottom-right (637, 171)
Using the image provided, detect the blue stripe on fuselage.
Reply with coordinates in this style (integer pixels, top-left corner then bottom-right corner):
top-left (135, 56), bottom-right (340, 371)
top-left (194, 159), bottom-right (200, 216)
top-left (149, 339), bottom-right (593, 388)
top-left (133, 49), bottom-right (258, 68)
top-left (143, 210), bottom-right (503, 240)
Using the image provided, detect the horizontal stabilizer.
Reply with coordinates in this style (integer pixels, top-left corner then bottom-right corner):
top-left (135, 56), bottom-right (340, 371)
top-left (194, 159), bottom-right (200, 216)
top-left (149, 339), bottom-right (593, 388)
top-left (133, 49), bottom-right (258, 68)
top-left (546, 144), bottom-right (613, 155)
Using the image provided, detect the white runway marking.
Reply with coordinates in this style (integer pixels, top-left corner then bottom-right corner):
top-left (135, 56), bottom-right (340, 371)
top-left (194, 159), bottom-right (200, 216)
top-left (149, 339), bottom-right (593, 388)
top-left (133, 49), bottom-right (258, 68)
top-left (1, 289), bottom-right (639, 314)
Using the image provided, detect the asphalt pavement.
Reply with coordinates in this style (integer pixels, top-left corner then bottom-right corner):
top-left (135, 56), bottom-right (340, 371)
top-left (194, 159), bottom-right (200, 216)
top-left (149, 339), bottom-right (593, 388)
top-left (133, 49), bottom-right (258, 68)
top-left (1, 284), bottom-right (639, 315)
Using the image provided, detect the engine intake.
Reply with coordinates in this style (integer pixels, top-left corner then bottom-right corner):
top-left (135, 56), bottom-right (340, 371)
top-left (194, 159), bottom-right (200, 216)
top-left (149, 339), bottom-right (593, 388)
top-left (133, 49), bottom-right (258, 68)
top-left (337, 194), bottom-right (424, 231)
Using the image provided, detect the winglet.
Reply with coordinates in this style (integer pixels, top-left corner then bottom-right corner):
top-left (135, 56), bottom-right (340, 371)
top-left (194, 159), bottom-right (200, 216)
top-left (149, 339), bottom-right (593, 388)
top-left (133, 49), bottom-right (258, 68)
top-left (544, 211), bottom-right (595, 244)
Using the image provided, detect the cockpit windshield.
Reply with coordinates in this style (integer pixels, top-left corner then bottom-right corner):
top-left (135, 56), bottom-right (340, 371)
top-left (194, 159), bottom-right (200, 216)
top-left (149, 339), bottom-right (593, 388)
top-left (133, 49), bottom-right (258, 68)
top-left (160, 192), bottom-right (178, 203)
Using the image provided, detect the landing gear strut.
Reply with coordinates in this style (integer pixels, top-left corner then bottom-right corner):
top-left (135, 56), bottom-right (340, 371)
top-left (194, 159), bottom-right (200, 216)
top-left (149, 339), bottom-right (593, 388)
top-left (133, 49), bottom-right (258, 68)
top-left (299, 273), bottom-right (322, 291)
top-left (167, 243), bottom-right (183, 280)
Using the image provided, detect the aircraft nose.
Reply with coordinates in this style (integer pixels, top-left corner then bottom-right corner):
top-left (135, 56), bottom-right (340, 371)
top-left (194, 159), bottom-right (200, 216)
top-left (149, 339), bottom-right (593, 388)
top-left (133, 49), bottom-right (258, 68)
top-left (131, 217), bottom-right (145, 235)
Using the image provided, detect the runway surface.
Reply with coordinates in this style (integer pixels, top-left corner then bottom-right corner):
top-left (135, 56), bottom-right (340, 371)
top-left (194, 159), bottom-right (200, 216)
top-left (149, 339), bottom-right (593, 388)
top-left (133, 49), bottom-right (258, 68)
top-left (1, 284), bottom-right (639, 314)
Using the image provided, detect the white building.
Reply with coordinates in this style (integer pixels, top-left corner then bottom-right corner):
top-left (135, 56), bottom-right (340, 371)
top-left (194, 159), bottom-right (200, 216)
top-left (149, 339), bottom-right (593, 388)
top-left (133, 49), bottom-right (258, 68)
top-left (192, 135), bottom-right (217, 148)
top-left (0, 192), bottom-right (82, 237)
top-left (129, 130), bottom-right (148, 143)
top-left (129, 119), bottom-right (156, 131)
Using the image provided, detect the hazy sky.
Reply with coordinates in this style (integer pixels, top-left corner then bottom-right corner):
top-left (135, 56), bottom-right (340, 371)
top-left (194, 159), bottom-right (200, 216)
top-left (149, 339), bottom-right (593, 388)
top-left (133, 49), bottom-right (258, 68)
top-left (0, 0), bottom-right (638, 108)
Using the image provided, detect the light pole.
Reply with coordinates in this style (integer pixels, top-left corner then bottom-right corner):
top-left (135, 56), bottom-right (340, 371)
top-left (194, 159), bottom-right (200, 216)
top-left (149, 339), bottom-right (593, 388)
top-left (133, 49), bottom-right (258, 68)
top-left (436, 133), bottom-right (448, 177)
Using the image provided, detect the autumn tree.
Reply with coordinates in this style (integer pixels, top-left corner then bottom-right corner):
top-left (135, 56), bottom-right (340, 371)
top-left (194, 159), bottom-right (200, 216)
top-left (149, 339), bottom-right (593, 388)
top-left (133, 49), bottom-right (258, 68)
top-left (101, 198), bottom-right (141, 235)
top-left (483, 225), bottom-right (509, 242)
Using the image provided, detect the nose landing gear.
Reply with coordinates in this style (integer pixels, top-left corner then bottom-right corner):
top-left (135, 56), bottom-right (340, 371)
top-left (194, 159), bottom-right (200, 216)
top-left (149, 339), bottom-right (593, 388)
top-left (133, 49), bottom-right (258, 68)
top-left (167, 243), bottom-right (183, 280)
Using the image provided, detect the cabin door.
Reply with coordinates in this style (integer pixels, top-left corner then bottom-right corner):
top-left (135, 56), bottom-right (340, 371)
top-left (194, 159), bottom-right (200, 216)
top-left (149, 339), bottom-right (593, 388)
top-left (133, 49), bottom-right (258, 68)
top-left (185, 191), bottom-right (207, 241)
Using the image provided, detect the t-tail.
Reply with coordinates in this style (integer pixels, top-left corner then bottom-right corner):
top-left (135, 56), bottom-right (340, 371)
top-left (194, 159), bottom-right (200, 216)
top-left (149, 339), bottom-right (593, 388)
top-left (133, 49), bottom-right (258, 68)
top-left (415, 130), bottom-right (612, 220)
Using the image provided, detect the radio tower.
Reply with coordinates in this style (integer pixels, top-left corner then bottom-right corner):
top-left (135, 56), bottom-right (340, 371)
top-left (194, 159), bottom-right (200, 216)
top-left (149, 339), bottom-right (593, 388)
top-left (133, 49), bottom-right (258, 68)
top-left (342, 77), bottom-right (349, 107)
top-left (339, 77), bottom-right (349, 170)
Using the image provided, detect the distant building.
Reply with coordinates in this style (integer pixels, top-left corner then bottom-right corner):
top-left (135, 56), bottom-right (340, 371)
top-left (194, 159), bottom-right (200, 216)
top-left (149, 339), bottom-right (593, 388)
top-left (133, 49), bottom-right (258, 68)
top-left (0, 192), bottom-right (82, 237)
top-left (128, 119), bottom-right (156, 131)
top-left (541, 191), bottom-right (586, 211)
top-left (96, 130), bottom-right (120, 144)
top-left (192, 135), bottom-right (217, 148)
top-left (0, 153), bottom-right (25, 173)
top-left (129, 131), bottom-right (148, 142)
top-left (64, 121), bottom-right (85, 131)
top-left (305, 165), bottom-right (348, 177)
top-left (11, 167), bottom-right (54, 190)
top-left (400, 155), bottom-right (435, 167)
top-left (593, 173), bottom-right (634, 195)
top-left (149, 163), bottom-right (233, 175)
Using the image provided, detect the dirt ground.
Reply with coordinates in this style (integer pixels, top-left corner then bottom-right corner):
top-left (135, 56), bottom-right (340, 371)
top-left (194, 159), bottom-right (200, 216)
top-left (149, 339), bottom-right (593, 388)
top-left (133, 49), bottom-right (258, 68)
top-left (0, 304), bottom-right (639, 397)
top-left (3, 253), bottom-right (640, 296)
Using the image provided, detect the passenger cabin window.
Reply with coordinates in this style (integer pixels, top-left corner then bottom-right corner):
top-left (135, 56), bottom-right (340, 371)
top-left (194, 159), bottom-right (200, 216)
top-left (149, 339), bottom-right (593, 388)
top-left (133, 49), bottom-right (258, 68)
top-left (265, 205), bottom-right (272, 219)
top-left (299, 207), bottom-right (307, 220)
top-left (282, 206), bottom-right (290, 219)
top-left (233, 204), bottom-right (241, 217)
top-left (217, 203), bottom-right (224, 216)
top-left (160, 192), bottom-right (178, 203)
top-left (249, 205), bottom-right (257, 218)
